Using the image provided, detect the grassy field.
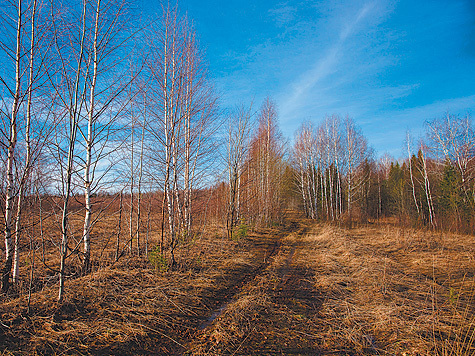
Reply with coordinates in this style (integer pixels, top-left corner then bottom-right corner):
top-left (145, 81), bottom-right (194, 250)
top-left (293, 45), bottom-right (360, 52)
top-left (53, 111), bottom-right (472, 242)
top-left (1, 213), bottom-right (474, 355)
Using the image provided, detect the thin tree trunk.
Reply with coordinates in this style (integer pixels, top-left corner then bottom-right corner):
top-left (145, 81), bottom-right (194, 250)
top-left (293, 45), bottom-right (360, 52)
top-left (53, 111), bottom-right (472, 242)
top-left (58, 0), bottom-right (88, 303)
top-left (311, 162), bottom-right (318, 219)
top-left (306, 168), bottom-right (313, 218)
top-left (299, 159), bottom-right (308, 217)
top-left (321, 164), bottom-right (328, 220)
top-left (129, 113), bottom-right (135, 254)
top-left (377, 172), bottom-right (381, 221)
top-left (58, 140), bottom-right (76, 302)
top-left (347, 170), bottom-right (352, 224)
top-left (115, 191), bottom-right (123, 261)
top-left (2, 0), bottom-right (22, 294)
top-left (160, 191), bottom-right (166, 256)
top-left (13, 185), bottom-right (25, 285)
top-left (13, 0), bottom-right (38, 285)
top-left (82, 0), bottom-right (101, 274)
top-left (27, 207), bottom-right (35, 314)
top-left (265, 112), bottom-right (271, 224)
top-left (183, 50), bottom-right (192, 237)
top-left (421, 145), bottom-right (436, 228)
top-left (336, 164), bottom-right (342, 218)
top-left (145, 193), bottom-right (152, 257)
top-left (136, 111), bottom-right (146, 256)
top-left (328, 167), bottom-right (334, 221)
top-left (407, 133), bottom-right (420, 216)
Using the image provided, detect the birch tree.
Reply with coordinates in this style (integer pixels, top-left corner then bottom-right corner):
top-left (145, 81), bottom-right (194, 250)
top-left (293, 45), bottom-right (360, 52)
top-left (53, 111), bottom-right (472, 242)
top-left (146, 5), bottom-right (183, 266)
top-left (146, 4), bottom-right (218, 266)
top-left (344, 116), bottom-right (369, 224)
top-left (418, 142), bottom-right (436, 228)
top-left (0, 0), bottom-right (24, 293)
top-left (226, 105), bottom-right (252, 238)
top-left (0, 0), bottom-right (52, 293)
top-left (48, 0), bottom-right (90, 302)
top-left (247, 98), bottom-right (285, 226)
top-left (293, 122), bottom-right (317, 219)
top-left (49, 0), bottom-right (135, 300)
top-left (406, 131), bottom-right (420, 217)
top-left (427, 114), bottom-right (475, 207)
top-left (79, 0), bottom-right (137, 274)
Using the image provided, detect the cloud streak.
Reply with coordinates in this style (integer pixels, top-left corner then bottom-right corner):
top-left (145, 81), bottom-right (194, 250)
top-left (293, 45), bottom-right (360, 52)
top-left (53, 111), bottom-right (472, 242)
top-left (281, 1), bottom-right (377, 119)
top-left (200, 0), bottom-right (475, 155)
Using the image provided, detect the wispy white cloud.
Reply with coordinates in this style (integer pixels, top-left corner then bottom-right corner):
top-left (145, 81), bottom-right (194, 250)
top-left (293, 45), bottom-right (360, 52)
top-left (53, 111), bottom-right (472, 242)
top-left (340, 2), bottom-right (375, 41)
top-left (280, 1), bottom-right (379, 120)
top-left (285, 45), bottom-right (340, 108)
top-left (210, 0), bottom-right (474, 156)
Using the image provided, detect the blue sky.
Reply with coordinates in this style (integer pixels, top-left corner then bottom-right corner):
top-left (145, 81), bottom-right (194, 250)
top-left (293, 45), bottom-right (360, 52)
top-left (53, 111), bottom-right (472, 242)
top-left (145, 0), bottom-right (475, 157)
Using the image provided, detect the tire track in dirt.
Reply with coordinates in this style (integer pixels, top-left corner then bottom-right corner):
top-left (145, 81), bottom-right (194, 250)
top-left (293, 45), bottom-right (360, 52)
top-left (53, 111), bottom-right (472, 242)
top-left (272, 239), bottom-right (321, 321)
top-left (196, 236), bottom-right (283, 331)
top-left (198, 234), bottom-right (282, 330)
top-left (194, 218), bottom-right (307, 333)
top-left (185, 217), bottom-right (322, 355)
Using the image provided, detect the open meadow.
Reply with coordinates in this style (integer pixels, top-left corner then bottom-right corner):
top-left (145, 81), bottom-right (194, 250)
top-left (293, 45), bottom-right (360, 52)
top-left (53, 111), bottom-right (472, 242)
top-left (1, 211), bottom-right (474, 355)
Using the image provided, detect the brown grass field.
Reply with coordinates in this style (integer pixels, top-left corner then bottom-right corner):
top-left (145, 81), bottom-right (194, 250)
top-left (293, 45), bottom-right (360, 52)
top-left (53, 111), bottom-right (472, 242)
top-left (1, 211), bottom-right (475, 355)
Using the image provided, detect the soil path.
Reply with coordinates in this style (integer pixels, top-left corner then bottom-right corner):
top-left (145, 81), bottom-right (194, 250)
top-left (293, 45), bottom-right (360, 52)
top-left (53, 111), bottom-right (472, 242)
top-left (182, 214), bottom-right (322, 355)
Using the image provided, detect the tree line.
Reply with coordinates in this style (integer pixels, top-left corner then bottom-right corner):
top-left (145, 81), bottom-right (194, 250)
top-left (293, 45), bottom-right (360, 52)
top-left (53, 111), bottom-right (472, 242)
top-left (291, 114), bottom-right (474, 232)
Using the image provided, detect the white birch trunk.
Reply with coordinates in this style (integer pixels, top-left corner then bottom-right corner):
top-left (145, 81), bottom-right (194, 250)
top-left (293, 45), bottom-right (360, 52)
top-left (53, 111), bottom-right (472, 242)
top-left (2, 0), bottom-right (22, 293)
top-left (421, 145), bottom-right (436, 228)
top-left (13, 0), bottom-right (38, 284)
top-left (82, 0), bottom-right (101, 273)
top-left (136, 111), bottom-right (146, 256)
top-left (58, 0), bottom-right (88, 302)
top-left (407, 132), bottom-right (420, 215)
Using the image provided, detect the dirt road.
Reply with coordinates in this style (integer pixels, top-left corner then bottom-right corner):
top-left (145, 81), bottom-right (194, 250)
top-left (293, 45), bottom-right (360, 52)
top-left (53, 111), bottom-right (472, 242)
top-left (181, 216), bottom-right (475, 355)
top-left (183, 216), bottom-right (324, 355)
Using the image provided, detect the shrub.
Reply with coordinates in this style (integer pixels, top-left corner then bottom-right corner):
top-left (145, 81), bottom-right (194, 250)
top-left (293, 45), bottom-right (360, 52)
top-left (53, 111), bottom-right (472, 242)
top-left (148, 245), bottom-right (168, 272)
top-left (232, 221), bottom-right (248, 241)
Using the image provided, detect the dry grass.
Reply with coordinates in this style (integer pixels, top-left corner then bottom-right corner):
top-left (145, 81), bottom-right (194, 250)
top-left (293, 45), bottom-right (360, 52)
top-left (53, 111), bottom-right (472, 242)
top-left (302, 223), bottom-right (475, 355)
top-left (189, 220), bottom-right (322, 355)
top-left (1, 213), bottom-right (475, 355)
top-left (187, 221), bottom-right (475, 355)
top-left (0, 219), bottom-right (270, 355)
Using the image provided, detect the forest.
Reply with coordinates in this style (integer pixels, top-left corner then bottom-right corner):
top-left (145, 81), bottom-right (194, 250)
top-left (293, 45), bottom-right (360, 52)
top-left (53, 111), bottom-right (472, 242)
top-left (0, 0), bottom-right (474, 355)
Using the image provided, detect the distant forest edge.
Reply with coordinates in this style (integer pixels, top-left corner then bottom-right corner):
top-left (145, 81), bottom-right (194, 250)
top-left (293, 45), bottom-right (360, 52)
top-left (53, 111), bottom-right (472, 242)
top-left (292, 114), bottom-right (474, 233)
top-left (0, 0), bottom-right (473, 300)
